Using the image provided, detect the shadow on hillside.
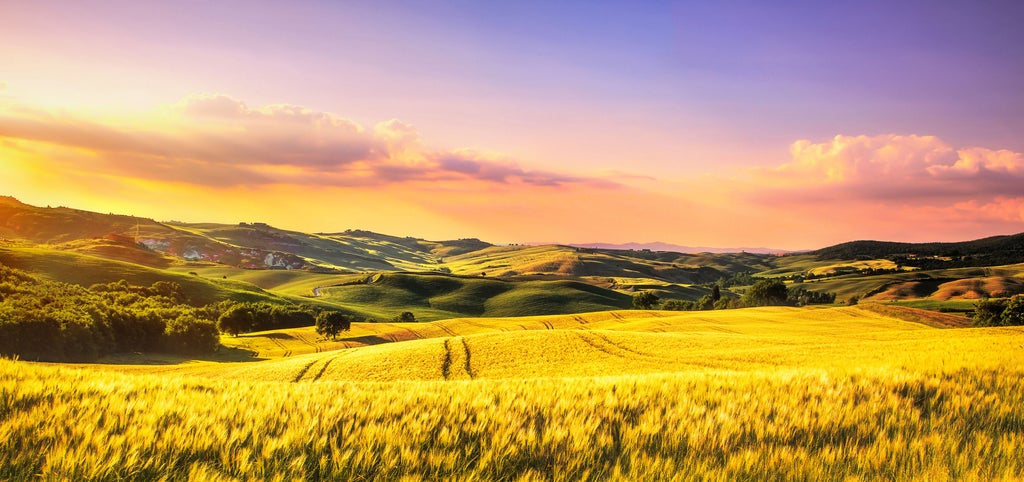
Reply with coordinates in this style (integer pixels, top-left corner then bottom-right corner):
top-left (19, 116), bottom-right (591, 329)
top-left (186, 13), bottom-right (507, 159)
top-left (260, 333), bottom-right (295, 340)
top-left (96, 345), bottom-right (266, 365)
top-left (206, 345), bottom-right (267, 362)
top-left (340, 335), bottom-right (392, 346)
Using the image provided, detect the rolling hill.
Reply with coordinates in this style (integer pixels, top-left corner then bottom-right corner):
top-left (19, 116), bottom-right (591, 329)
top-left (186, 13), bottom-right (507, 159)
top-left (808, 233), bottom-right (1024, 266)
top-left (0, 244), bottom-right (289, 306)
top-left (1, 197), bottom-right (767, 283)
top-left (3, 195), bottom-right (1024, 315)
top-left (314, 272), bottom-right (633, 320)
top-left (4, 197), bottom-right (1024, 480)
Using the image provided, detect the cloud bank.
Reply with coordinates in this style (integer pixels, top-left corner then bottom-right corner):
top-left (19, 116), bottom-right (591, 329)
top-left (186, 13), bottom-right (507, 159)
top-left (0, 93), bottom-right (614, 189)
top-left (749, 134), bottom-right (1024, 223)
top-left (1, 91), bottom-right (1022, 248)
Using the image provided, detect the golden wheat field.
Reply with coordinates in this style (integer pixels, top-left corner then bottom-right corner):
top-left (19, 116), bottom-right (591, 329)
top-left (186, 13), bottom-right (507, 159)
top-left (3, 306), bottom-right (1024, 480)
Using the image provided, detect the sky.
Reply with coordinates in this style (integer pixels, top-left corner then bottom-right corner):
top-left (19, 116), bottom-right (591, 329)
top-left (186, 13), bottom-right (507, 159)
top-left (1, 0), bottom-right (1023, 250)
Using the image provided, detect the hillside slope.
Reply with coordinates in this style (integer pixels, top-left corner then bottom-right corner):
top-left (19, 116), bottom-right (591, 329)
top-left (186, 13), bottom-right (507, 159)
top-left (809, 233), bottom-right (1024, 266)
top-left (315, 272), bottom-right (633, 320)
top-left (84, 306), bottom-right (1022, 383)
top-left (0, 245), bottom-right (287, 306)
top-left (0, 197), bottom-right (772, 284)
top-left (5, 196), bottom-right (1024, 309)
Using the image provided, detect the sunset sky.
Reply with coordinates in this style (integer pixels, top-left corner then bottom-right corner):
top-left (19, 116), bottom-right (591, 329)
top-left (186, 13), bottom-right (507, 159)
top-left (2, 1), bottom-right (1023, 250)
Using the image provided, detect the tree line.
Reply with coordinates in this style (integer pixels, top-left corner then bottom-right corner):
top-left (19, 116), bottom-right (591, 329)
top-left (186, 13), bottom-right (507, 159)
top-left (972, 296), bottom-right (1024, 327)
top-left (634, 279), bottom-right (836, 311)
top-left (0, 264), bottom-right (219, 361)
top-left (0, 263), bottom-right (357, 362)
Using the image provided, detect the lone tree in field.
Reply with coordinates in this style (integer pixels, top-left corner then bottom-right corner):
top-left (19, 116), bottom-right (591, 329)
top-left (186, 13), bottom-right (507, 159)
top-left (741, 279), bottom-right (789, 307)
top-left (632, 291), bottom-right (660, 310)
top-left (393, 311), bottom-right (416, 322)
top-left (316, 311), bottom-right (351, 341)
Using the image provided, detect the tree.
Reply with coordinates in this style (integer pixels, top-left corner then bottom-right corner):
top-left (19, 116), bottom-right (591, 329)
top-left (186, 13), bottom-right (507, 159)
top-left (150, 281), bottom-right (187, 303)
top-left (393, 311), bottom-right (416, 323)
top-left (973, 298), bottom-right (1008, 327)
top-left (316, 311), bottom-right (351, 340)
top-left (788, 287), bottom-right (836, 306)
top-left (163, 314), bottom-right (219, 354)
top-left (711, 285), bottom-right (721, 302)
top-left (741, 279), bottom-right (789, 307)
top-left (661, 299), bottom-right (695, 311)
top-left (695, 294), bottom-right (715, 311)
top-left (632, 291), bottom-right (659, 310)
top-left (1000, 296), bottom-right (1024, 326)
top-left (217, 304), bottom-right (253, 337)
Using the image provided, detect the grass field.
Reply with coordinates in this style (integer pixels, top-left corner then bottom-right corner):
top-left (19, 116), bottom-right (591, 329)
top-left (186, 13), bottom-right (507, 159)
top-left (4, 306), bottom-right (1023, 480)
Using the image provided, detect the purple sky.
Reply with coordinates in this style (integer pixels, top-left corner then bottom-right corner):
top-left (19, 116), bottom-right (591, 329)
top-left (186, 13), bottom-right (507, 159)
top-left (2, 1), bottom-right (1023, 247)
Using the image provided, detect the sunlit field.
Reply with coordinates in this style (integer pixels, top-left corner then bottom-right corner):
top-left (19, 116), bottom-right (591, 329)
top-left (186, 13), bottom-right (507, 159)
top-left (3, 306), bottom-right (1024, 480)
top-left (5, 0), bottom-right (1024, 479)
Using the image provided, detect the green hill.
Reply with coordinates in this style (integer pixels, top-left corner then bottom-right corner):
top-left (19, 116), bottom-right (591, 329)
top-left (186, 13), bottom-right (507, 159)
top-left (316, 272), bottom-right (632, 320)
top-left (0, 197), bottom-right (773, 284)
top-left (0, 245), bottom-right (295, 306)
top-left (5, 195), bottom-right (1024, 313)
top-left (809, 233), bottom-right (1024, 266)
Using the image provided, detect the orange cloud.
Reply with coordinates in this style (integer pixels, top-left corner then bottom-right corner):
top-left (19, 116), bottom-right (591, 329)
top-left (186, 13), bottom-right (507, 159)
top-left (0, 93), bottom-right (617, 190)
top-left (948, 197), bottom-right (1024, 223)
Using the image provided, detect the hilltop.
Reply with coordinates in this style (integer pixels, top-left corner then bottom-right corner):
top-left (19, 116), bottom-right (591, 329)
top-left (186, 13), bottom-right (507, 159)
top-left (568, 241), bottom-right (793, 255)
top-left (0, 196), bottom-right (774, 283)
top-left (808, 233), bottom-right (1024, 267)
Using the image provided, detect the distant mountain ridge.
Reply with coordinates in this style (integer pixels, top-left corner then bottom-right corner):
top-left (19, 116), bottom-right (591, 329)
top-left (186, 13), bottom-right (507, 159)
top-left (565, 241), bottom-right (794, 255)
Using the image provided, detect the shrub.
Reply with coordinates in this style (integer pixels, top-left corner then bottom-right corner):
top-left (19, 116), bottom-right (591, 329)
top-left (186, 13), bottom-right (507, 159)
top-left (973, 298), bottom-right (1008, 327)
top-left (696, 294), bottom-right (715, 311)
top-left (393, 311), bottom-right (417, 323)
top-left (661, 299), bottom-right (695, 311)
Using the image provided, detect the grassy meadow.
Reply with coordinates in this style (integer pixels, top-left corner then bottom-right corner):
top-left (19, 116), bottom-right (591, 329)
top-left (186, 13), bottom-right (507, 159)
top-left (3, 306), bottom-right (1024, 480)
top-left (0, 245), bottom-right (301, 307)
